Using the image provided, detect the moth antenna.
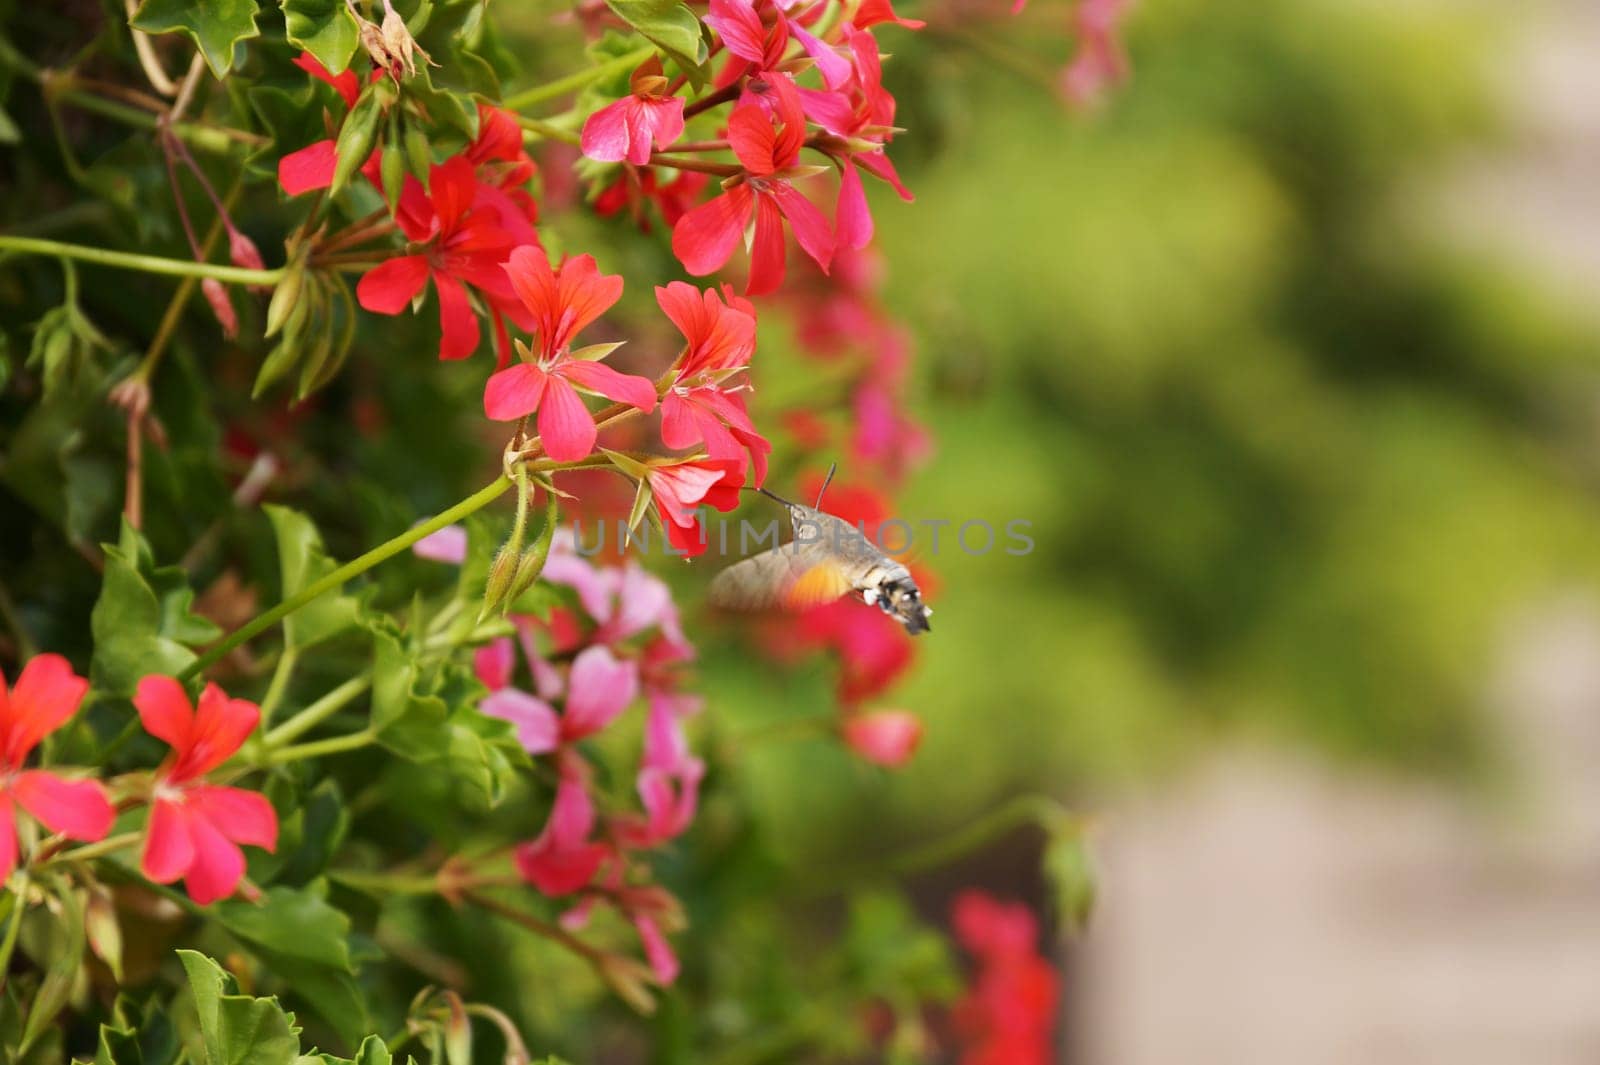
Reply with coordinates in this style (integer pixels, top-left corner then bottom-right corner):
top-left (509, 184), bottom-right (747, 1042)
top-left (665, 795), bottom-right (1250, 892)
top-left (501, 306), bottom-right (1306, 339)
top-left (745, 485), bottom-right (797, 507)
top-left (813, 462), bottom-right (838, 509)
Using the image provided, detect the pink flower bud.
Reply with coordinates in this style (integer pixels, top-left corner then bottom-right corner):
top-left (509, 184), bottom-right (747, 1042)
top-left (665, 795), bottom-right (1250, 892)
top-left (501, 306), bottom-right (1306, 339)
top-left (841, 709), bottom-right (922, 767)
top-left (201, 279), bottom-right (238, 339)
top-left (228, 229), bottom-right (264, 271)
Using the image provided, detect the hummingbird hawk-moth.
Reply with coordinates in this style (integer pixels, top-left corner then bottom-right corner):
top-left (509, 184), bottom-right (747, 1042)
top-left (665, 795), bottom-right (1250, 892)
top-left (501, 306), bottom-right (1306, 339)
top-left (708, 468), bottom-right (933, 635)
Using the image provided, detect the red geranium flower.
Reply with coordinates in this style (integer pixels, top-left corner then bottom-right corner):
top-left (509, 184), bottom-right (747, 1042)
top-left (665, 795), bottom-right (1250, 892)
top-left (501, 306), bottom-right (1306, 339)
top-left (646, 457), bottom-right (745, 557)
top-left (515, 769), bottom-right (612, 896)
top-left (671, 77), bottom-right (833, 295)
top-left (134, 677), bottom-right (278, 906)
top-left (581, 57), bottom-right (687, 167)
top-left (356, 156), bottom-right (532, 362)
top-left (595, 168), bottom-right (708, 231)
top-left (656, 281), bottom-right (771, 485)
top-left (277, 54), bottom-right (377, 196)
top-left (482, 246), bottom-right (658, 461)
top-left (0, 655), bottom-right (115, 883)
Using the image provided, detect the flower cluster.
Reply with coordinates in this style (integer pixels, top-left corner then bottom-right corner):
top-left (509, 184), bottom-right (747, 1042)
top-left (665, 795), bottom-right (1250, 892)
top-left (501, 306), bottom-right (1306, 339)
top-left (950, 891), bottom-right (1061, 1065)
top-left (1, 657), bottom-right (276, 907)
top-left (419, 528), bottom-right (702, 985)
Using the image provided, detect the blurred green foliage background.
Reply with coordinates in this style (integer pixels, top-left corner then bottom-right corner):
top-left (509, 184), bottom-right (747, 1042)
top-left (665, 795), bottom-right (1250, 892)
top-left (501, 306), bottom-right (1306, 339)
top-left (707, 0), bottom-right (1600, 869)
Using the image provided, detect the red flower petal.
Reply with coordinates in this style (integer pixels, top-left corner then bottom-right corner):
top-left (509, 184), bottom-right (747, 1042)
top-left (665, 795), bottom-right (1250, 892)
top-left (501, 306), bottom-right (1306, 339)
top-left (12, 771), bottom-right (114, 841)
top-left (168, 683), bottom-right (259, 782)
top-left (727, 104), bottom-right (779, 176)
top-left (141, 798), bottom-right (194, 884)
top-left (0, 797), bottom-right (15, 885)
top-left (182, 809), bottom-right (248, 905)
top-left (580, 98), bottom-right (635, 164)
top-left (357, 255), bottom-right (431, 314)
top-left (190, 785), bottom-right (278, 850)
top-left (483, 363), bottom-right (549, 421)
top-left (559, 360), bottom-right (658, 413)
top-left (133, 675), bottom-right (194, 754)
top-left (2, 654), bottom-right (89, 767)
top-left (672, 185), bottom-right (753, 277)
top-left (834, 158), bottom-right (873, 251)
top-left (659, 393), bottom-right (701, 451)
top-left (746, 193), bottom-right (788, 296)
top-left (772, 182), bottom-right (834, 271)
top-left (537, 377), bottom-right (599, 463)
top-left (277, 140), bottom-right (339, 197)
top-left (433, 271), bottom-right (481, 361)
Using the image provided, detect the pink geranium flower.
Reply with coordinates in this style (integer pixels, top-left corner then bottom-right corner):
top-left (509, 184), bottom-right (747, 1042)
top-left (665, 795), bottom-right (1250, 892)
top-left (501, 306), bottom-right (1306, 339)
top-left (482, 246), bottom-right (658, 461)
top-left (480, 644), bottom-right (639, 755)
top-left (0, 655), bottom-right (115, 883)
top-left (134, 677), bottom-right (277, 906)
top-left (356, 156), bottom-right (533, 362)
top-left (515, 770), bottom-right (612, 895)
top-left (581, 57), bottom-right (686, 167)
top-left (646, 458), bottom-right (745, 557)
top-left (656, 282), bottom-right (771, 485)
top-left (671, 77), bottom-right (833, 295)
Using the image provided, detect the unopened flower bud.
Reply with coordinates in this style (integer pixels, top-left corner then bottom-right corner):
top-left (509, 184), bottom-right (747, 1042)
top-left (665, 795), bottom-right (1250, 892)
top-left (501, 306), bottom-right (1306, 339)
top-left (841, 709), bottom-right (922, 767)
top-left (201, 278), bottom-right (238, 339)
top-left (228, 228), bottom-right (264, 272)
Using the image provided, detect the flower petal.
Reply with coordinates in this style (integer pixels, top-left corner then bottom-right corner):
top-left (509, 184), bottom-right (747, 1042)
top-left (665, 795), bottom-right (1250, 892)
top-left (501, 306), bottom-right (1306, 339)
top-left (0, 797), bottom-right (15, 885)
top-left (277, 140), bottom-right (338, 197)
top-left (672, 185), bottom-right (754, 277)
top-left (483, 363), bottom-right (549, 422)
top-left (433, 271), bottom-right (481, 361)
top-left (474, 637), bottom-right (517, 691)
top-left (182, 809), bottom-right (248, 905)
top-left (563, 645), bottom-right (639, 740)
top-left (357, 255), bottom-right (432, 314)
top-left (190, 785), bottom-right (278, 850)
top-left (480, 688), bottom-right (561, 755)
top-left (746, 192), bottom-right (788, 296)
top-left (13, 771), bottom-right (114, 841)
top-left (771, 182), bottom-right (834, 271)
top-left (559, 360), bottom-right (658, 413)
top-left (581, 98), bottom-right (635, 163)
top-left (536, 377), bottom-right (599, 463)
top-left (3, 654), bottom-right (89, 766)
top-left (133, 675), bottom-right (194, 754)
top-left (173, 684), bottom-right (260, 781)
top-left (834, 158), bottom-right (873, 251)
top-left (141, 798), bottom-right (194, 884)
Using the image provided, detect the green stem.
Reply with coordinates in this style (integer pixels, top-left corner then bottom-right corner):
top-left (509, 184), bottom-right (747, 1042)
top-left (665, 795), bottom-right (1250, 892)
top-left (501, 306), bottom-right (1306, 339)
top-left (0, 236), bottom-right (283, 285)
top-left (515, 115), bottom-right (581, 146)
top-left (502, 46), bottom-right (656, 110)
top-left (263, 673), bottom-right (372, 747)
top-left (881, 794), bottom-right (1069, 878)
top-left (35, 831), bottom-right (142, 869)
top-left (180, 474), bottom-right (513, 680)
top-left (0, 877), bottom-right (26, 985)
top-left (328, 869), bottom-right (439, 896)
top-left (260, 729), bottom-right (376, 766)
top-left (257, 648), bottom-right (298, 728)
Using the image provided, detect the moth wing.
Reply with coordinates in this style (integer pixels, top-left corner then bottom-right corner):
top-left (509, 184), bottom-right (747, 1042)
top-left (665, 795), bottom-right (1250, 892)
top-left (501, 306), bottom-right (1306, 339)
top-left (709, 543), bottom-right (853, 612)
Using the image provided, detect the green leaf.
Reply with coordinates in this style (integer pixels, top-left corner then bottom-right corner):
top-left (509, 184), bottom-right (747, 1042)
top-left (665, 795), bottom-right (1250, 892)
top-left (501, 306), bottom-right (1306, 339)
top-left (177, 950), bottom-right (301, 1065)
top-left (95, 1023), bottom-right (145, 1065)
top-left (300, 1034), bottom-right (392, 1065)
top-left (282, 0), bottom-right (360, 74)
top-left (265, 506), bottom-right (360, 651)
top-left (130, 0), bottom-right (263, 79)
top-left (602, 0), bottom-right (706, 77)
top-left (20, 887), bottom-right (86, 1053)
top-left (91, 523), bottom-right (220, 696)
top-left (213, 886), bottom-right (367, 1046)
top-left (367, 622), bottom-right (450, 759)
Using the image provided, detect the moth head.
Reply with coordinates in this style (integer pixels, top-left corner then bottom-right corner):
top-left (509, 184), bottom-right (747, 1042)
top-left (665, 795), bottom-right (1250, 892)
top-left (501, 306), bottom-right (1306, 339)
top-left (877, 575), bottom-right (931, 636)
